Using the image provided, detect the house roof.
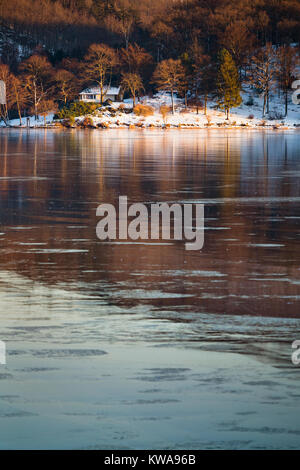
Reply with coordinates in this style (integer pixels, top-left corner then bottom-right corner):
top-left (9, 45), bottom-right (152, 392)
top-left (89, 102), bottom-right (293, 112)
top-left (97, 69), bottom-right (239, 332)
top-left (80, 86), bottom-right (120, 95)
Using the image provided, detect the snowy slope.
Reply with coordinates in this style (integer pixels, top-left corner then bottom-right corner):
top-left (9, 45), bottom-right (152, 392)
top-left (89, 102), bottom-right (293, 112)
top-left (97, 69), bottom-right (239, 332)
top-left (1, 88), bottom-right (300, 129)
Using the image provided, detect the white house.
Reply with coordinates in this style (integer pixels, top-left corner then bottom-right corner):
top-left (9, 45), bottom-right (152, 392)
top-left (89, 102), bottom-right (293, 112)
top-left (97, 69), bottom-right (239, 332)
top-left (79, 86), bottom-right (121, 103)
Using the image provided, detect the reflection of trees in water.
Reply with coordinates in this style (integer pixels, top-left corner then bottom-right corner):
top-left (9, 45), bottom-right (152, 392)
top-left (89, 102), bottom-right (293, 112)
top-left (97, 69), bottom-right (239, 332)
top-left (0, 129), bottom-right (299, 318)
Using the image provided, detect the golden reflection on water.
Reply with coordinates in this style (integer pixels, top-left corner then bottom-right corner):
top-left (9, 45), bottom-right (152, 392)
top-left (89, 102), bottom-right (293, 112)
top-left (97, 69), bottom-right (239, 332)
top-left (0, 128), bottom-right (299, 318)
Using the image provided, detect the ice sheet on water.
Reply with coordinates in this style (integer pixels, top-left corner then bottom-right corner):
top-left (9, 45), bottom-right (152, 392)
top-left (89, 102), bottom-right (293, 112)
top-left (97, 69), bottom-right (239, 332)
top-left (31, 349), bottom-right (108, 358)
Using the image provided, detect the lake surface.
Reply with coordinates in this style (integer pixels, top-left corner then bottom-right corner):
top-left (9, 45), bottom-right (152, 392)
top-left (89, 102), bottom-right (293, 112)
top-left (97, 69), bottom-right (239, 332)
top-left (0, 128), bottom-right (299, 449)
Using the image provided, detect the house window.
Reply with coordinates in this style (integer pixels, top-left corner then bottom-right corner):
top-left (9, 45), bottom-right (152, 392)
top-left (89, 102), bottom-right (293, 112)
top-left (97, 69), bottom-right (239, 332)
top-left (81, 93), bottom-right (99, 100)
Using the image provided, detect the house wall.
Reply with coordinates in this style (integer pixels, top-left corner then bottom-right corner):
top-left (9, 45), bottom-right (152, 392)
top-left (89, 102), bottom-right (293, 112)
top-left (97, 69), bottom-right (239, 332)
top-left (80, 93), bottom-right (119, 103)
top-left (105, 94), bottom-right (117, 102)
top-left (80, 95), bottom-right (99, 102)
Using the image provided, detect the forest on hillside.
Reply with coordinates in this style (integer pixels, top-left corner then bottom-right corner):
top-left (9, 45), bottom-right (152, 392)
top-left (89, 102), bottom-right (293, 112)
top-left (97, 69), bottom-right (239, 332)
top-left (0, 0), bottom-right (300, 122)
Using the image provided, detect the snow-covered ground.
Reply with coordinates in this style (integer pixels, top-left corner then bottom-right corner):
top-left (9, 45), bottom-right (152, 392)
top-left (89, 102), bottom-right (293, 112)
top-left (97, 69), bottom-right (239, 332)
top-left (1, 89), bottom-right (300, 129)
top-left (0, 113), bottom-right (55, 128)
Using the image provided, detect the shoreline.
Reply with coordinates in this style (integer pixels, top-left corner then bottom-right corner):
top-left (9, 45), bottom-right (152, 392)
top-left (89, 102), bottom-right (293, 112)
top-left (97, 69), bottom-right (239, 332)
top-left (1, 123), bottom-right (299, 131)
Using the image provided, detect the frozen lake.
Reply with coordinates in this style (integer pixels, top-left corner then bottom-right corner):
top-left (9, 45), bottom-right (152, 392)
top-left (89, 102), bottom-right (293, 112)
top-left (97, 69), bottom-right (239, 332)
top-left (0, 128), bottom-right (299, 449)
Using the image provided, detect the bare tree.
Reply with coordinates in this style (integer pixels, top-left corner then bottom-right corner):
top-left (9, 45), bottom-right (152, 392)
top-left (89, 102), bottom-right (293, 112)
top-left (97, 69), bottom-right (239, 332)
top-left (152, 59), bottom-right (185, 114)
top-left (121, 72), bottom-right (143, 106)
top-left (250, 43), bottom-right (276, 117)
top-left (36, 99), bottom-right (58, 125)
top-left (55, 69), bottom-right (78, 104)
top-left (105, 0), bottom-right (136, 49)
top-left (60, 58), bottom-right (81, 75)
top-left (11, 75), bottom-right (30, 125)
top-left (120, 43), bottom-right (152, 74)
top-left (219, 20), bottom-right (256, 77)
top-left (149, 19), bottom-right (174, 63)
top-left (190, 43), bottom-right (213, 115)
top-left (20, 54), bottom-right (54, 119)
top-left (276, 45), bottom-right (298, 117)
top-left (83, 43), bottom-right (117, 104)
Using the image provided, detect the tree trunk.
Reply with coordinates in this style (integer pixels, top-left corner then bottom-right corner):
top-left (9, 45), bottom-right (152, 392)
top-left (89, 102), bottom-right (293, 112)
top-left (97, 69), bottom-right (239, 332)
top-left (263, 93), bottom-right (266, 117)
top-left (17, 102), bottom-right (22, 126)
top-left (100, 83), bottom-right (104, 104)
top-left (171, 89), bottom-right (174, 115)
top-left (0, 104), bottom-right (8, 126)
top-left (285, 89), bottom-right (288, 117)
top-left (204, 94), bottom-right (207, 115)
top-left (34, 80), bottom-right (37, 120)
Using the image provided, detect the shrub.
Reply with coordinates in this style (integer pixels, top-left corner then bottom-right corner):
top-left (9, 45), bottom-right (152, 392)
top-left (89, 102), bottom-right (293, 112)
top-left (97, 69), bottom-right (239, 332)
top-left (159, 105), bottom-right (171, 122)
top-left (245, 96), bottom-right (254, 106)
top-left (118, 104), bottom-right (126, 112)
top-left (268, 110), bottom-right (284, 120)
top-left (103, 99), bottom-right (113, 106)
top-left (61, 116), bottom-right (76, 127)
top-left (205, 114), bottom-right (212, 126)
top-left (81, 117), bottom-right (95, 128)
top-left (248, 114), bottom-right (254, 119)
top-left (56, 101), bottom-right (98, 119)
top-left (133, 104), bottom-right (154, 116)
top-left (61, 118), bottom-right (73, 128)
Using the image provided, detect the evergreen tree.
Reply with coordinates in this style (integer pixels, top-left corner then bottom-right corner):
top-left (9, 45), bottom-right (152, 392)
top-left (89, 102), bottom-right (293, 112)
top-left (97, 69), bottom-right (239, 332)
top-left (216, 48), bottom-right (242, 119)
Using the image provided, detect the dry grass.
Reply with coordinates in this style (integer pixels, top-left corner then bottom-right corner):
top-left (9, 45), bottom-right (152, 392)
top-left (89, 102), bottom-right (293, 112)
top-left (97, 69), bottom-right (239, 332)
top-left (133, 104), bottom-right (154, 117)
